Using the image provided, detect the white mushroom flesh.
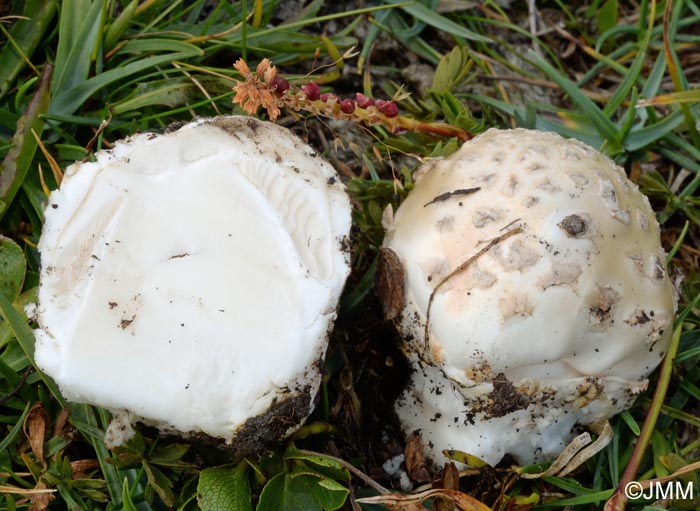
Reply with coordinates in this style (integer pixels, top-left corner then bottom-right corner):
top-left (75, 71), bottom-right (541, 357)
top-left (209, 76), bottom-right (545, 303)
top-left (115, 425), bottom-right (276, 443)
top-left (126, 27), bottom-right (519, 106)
top-left (34, 116), bottom-right (351, 449)
top-left (383, 128), bottom-right (675, 465)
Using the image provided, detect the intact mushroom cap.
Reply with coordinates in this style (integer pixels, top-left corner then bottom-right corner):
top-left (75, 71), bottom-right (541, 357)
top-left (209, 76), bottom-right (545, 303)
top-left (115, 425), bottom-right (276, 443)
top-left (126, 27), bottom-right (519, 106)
top-left (34, 116), bottom-right (351, 453)
top-left (383, 128), bottom-right (675, 465)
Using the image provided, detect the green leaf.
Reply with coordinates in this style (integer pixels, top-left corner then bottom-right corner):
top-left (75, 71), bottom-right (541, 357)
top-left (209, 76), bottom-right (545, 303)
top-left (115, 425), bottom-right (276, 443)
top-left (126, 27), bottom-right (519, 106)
top-left (597, 0), bottom-right (618, 35)
top-left (651, 430), bottom-right (671, 478)
top-left (0, 0), bottom-right (58, 99)
top-left (313, 477), bottom-right (349, 511)
top-left (431, 46), bottom-right (471, 93)
top-left (149, 443), bottom-right (190, 465)
top-left (256, 469), bottom-right (348, 511)
top-left (620, 410), bottom-right (641, 436)
top-left (283, 446), bottom-right (350, 482)
top-left (256, 472), bottom-right (319, 511)
top-left (429, 91), bottom-right (479, 131)
top-left (0, 65), bottom-right (51, 219)
top-left (143, 461), bottom-right (176, 507)
top-left (117, 478), bottom-right (140, 511)
top-left (198, 464), bottom-right (252, 511)
top-left (0, 236), bottom-right (26, 302)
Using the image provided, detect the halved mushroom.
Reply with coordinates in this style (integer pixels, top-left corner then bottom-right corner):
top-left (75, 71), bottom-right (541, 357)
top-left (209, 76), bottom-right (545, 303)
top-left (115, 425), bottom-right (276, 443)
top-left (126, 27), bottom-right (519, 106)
top-left (381, 128), bottom-right (675, 466)
top-left (34, 116), bottom-right (351, 454)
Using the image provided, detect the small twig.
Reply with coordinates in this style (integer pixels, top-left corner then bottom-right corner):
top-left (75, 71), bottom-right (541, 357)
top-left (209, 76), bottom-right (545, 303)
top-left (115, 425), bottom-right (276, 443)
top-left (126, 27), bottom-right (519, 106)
top-left (424, 227), bottom-right (522, 348)
top-left (297, 449), bottom-right (390, 495)
top-left (84, 109), bottom-right (113, 156)
top-left (499, 218), bottom-right (522, 232)
top-left (0, 366), bottom-right (33, 406)
top-left (424, 187), bottom-right (481, 207)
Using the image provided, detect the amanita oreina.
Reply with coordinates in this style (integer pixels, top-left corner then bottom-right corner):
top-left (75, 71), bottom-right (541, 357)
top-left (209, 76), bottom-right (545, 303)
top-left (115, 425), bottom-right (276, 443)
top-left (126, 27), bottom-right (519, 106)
top-left (33, 116), bottom-right (351, 453)
top-left (380, 128), bottom-right (675, 466)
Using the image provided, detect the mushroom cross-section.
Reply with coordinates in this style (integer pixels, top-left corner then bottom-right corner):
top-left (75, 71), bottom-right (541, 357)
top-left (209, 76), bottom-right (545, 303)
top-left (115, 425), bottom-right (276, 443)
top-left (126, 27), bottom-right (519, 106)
top-left (381, 128), bottom-right (675, 466)
top-left (34, 116), bottom-right (352, 453)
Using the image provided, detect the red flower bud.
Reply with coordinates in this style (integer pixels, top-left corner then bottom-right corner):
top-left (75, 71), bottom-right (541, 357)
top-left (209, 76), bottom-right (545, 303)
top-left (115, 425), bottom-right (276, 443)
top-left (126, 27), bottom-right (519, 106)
top-left (271, 76), bottom-right (289, 94)
top-left (320, 93), bottom-right (339, 103)
top-left (301, 81), bottom-right (320, 101)
top-left (378, 101), bottom-right (399, 118)
top-left (340, 99), bottom-right (356, 114)
top-left (355, 93), bottom-right (374, 109)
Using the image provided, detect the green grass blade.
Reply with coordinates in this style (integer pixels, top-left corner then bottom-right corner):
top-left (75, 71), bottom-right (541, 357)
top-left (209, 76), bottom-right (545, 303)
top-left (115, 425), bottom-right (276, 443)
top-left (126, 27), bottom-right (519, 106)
top-left (638, 89), bottom-right (700, 106)
top-left (533, 489), bottom-right (613, 507)
top-left (51, 0), bottom-right (105, 97)
top-left (246, 3), bottom-right (409, 42)
top-left (0, 0), bottom-right (58, 100)
top-left (0, 288), bottom-right (64, 406)
top-left (50, 50), bottom-right (204, 116)
top-left (0, 65), bottom-right (51, 220)
top-left (641, 50), bottom-right (668, 99)
top-left (116, 39), bottom-right (206, 55)
top-left (104, 0), bottom-right (140, 51)
top-left (527, 50), bottom-right (619, 146)
top-left (624, 109), bottom-right (685, 151)
top-left (111, 79), bottom-right (198, 114)
top-left (384, 0), bottom-right (490, 43)
top-left (0, 401), bottom-right (30, 452)
top-left (602, 1), bottom-right (655, 116)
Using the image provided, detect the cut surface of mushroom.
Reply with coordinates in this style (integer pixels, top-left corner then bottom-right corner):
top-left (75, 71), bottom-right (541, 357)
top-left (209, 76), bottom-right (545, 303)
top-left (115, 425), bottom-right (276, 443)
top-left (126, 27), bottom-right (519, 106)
top-left (34, 116), bottom-right (351, 452)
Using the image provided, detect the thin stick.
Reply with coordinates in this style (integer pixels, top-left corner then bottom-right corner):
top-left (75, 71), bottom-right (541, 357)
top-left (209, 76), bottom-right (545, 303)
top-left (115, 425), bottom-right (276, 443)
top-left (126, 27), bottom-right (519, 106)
top-left (297, 449), bottom-right (390, 494)
top-left (0, 366), bottom-right (33, 406)
top-left (424, 227), bottom-right (522, 347)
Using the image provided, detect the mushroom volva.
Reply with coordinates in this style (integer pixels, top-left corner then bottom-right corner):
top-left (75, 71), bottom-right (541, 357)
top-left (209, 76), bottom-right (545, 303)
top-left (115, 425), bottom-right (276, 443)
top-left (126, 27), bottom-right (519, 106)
top-left (33, 116), bottom-right (351, 453)
top-left (380, 128), bottom-right (675, 466)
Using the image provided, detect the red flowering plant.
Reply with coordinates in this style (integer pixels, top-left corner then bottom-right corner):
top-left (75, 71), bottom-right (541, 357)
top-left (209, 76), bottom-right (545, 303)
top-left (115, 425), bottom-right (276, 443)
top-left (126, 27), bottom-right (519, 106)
top-left (232, 58), bottom-right (472, 141)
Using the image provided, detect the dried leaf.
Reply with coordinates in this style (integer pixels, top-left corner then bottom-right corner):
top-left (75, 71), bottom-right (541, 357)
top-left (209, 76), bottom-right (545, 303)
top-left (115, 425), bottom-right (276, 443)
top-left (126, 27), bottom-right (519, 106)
top-left (70, 459), bottom-right (100, 478)
top-left (0, 485), bottom-right (55, 495)
top-left (441, 462), bottom-right (460, 491)
top-left (52, 406), bottom-right (70, 438)
top-left (435, 464), bottom-right (460, 511)
top-left (405, 433), bottom-right (431, 483)
top-left (519, 421), bottom-right (613, 479)
top-left (357, 488), bottom-right (492, 511)
top-left (29, 481), bottom-right (53, 511)
top-left (23, 403), bottom-right (49, 468)
top-left (375, 247), bottom-right (405, 321)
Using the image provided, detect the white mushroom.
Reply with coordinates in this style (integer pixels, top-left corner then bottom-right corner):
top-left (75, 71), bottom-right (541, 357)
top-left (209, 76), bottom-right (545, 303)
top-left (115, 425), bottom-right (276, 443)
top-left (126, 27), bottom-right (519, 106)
top-left (34, 116), bottom-right (351, 453)
top-left (381, 128), bottom-right (675, 466)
